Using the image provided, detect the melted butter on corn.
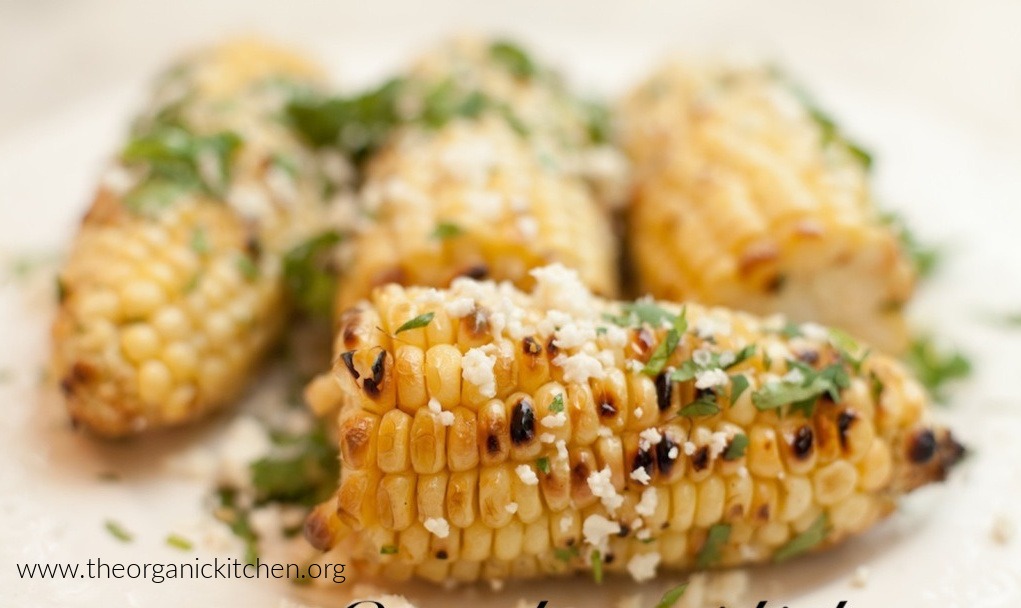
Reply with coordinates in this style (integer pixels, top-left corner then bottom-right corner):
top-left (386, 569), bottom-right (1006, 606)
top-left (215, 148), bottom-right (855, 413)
top-left (305, 264), bottom-right (962, 584)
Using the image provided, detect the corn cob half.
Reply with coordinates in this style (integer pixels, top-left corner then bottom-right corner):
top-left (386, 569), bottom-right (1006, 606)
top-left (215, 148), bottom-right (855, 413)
top-left (52, 39), bottom-right (347, 436)
top-left (304, 264), bottom-right (961, 584)
top-left (299, 38), bottom-right (623, 311)
top-left (618, 61), bottom-right (915, 353)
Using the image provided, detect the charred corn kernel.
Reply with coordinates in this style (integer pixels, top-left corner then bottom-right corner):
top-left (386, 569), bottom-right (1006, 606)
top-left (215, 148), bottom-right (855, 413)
top-left (333, 39), bottom-right (621, 311)
top-left (305, 265), bottom-right (963, 583)
top-left (619, 61), bottom-right (915, 353)
top-left (53, 38), bottom-right (345, 437)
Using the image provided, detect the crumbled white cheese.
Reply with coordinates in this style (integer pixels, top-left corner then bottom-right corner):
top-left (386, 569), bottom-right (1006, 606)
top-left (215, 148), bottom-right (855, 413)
top-left (505, 502), bottom-right (519, 515)
top-left (540, 433), bottom-right (556, 444)
top-left (634, 407), bottom-right (644, 419)
top-left (541, 412), bottom-right (567, 428)
top-left (587, 467), bottom-right (624, 513)
top-left (530, 264), bottom-right (595, 318)
top-left (555, 440), bottom-right (569, 461)
top-left (636, 528), bottom-right (652, 541)
top-left (444, 297), bottom-right (476, 318)
top-left (464, 191), bottom-right (503, 219)
top-left (596, 350), bottom-right (616, 368)
top-left (553, 352), bottom-right (605, 384)
top-left (515, 464), bottom-right (539, 486)
top-left (462, 347), bottom-right (497, 398)
top-left (424, 517), bottom-right (450, 538)
top-left (639, 428), bottom-right (663, 450)
top-left (517, 217), bottom-right (539, 240)
top-left (718, 351), bottom-right (736, 368)
top-left (683, 441), bottom-right (697, 456)
top-left (695, 368), bottom-right (729, 389)
top-left (635, 487), bottom-right (658, 517)
top-left (708, 431), bottom-right (731, 459)
top-left (582, 514), bottom-right (621, 552)
top-left (668, 446), bottom-right (679, 459)
top-left (560, 515), bottom-right (573, 533)
top-left (537, 310), bottom-right (574, 336)
top-left (627, 359), bottom-right (645, 374)
top-left (626, 552), bottom-right (661, 582)
top-left (427, 398), bottom-right (455, 426)
top-left (692, 348), bottom-right (713, 367)
top-left (603, 325), bottom-right (628, 348)
top-left (851, 565), bottom-right (870, 588)
top-left (695, 315), bottom-right (731, 339)
top-left (630, 467), bottom-right (651, 485)
top-left (782, 368), bottom-right (805, 384)
top-left (801, 322), bottom-right (830, 342)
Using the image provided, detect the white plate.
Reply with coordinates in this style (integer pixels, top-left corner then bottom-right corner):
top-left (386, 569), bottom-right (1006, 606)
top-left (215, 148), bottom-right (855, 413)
top-left (3, 27), bottom-right (1021, 608)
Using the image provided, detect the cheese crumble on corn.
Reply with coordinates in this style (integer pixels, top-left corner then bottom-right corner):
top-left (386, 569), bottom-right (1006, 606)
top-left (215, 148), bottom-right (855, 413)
top-left (303, 264), bottom-right (962, 584)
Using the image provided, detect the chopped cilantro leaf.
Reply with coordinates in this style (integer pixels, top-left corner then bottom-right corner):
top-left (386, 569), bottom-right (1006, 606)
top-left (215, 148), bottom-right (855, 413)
top-left (656, 582), bottom-right (690, 608)
top-left (729, 374), bottom-right (750, 404)
top-left (549, 394), bottom-right (565, 414)
top-left (282, 230), bottom-right (342, 317)
top-left (489, 40), bottom-right (538, 78)
top-left (536, 457), bottom-right (551, 474)
top-left (104, 520), bottom-right (133, 543)
top-left (695, 523), bottom-right (731, 568)
top-left (166, 534), bottom-right (193, 551)
top-left (249, 424), bottom-right (339, 507)
top-left (431, 222), bottom-right (464, 240)
top-left (590, 550), bottom-right (604, 584)
top-left (235, 255), bottom-right (259, 282)
top-left (723, 433), bottom-right (749, 460)
top-left (752, 362), bottom-right (849, 415)
top-left (380, 544), bottom-right (398, 555)
top-left (774, 513), bottom-right (829, 562)
top-left (905, 335), bottom-right (971, 402)
top-left (395, 312), bottom-right (435, 334)
top-left (678, 398), bottom-right (720, 417)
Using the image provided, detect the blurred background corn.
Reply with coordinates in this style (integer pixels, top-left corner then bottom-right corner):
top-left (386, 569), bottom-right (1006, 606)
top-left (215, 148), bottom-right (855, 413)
top-left (618, 61), bottom-right (915, 353)
top-left (52, 38), bottom-right (349, 437)
top-left (286, 38), bottom-right (625, 312)
top-left (304, 264), bottom-right (962, 584)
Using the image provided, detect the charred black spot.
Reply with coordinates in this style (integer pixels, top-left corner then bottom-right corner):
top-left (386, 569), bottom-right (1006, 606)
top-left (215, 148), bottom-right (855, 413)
top-left (756, 504), bottom-right (770, 520)
top-left (244, 233), bottom-right (263, 259)
top-left (797, 350), bottom-right (820, 365)
top-left (837, 410), bottom-right (858, 450)
top-left (565, 538), bottom-right (576, 547)
top-left (655, 372), bottom-right (673, 411)
top-left (510, 398), bottom-right (536, 444)
top-left (691, 446), bottom-right (710, 471)
top-left (435, 550), bottom-right (448, 560)
top-left (603, 553), bottom-right (615, 565)
top-left (462, 264), bottom-right (489, 280)
top-left (522, 336), bottom-right (542, 356)
top-left (909, 429), bottom-right (937, 464)
top-left (632, 448), bottom-right (655, 478)
top-left (792, 425), bottom-right (814, 459)
top-left (571, 462), bottom-right (590, 485)
top-left (598, 394), bottom-right (617, 418)
top-left (694, 386), bottom-right (715, 402)
top-left (486, 434), bottom-right (502, 454)
top-left (362, 350), bottom-right (386, 396)
top-left (546, 336), bottom-right (559, 357)
top-left (617, 524), bottom-right (630, 537)
top-left (765, 273), bottom-right (787, 294)
top-left (339, 351), bottom-right (359, 379)
top-left (656, 435), bottom-right (678, 475)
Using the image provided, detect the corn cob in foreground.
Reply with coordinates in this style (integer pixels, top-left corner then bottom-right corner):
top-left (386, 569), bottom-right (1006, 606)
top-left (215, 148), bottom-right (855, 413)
top-left (52, 39), bottom-right (346, 437)
top-left (304, 264), bottom-right (962, 584)
top-left (288, 38), bottom-right (623, 311)
top-left (618, 61), bottom-right (915, 353)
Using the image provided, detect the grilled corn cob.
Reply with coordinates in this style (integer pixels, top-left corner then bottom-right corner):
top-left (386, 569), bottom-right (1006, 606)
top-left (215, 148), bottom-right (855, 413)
top-left (304, 264), bottom-right (962, 584)
top-left (619, 61), bottom-right (915, 353)
top-left (52, 38), bottom-right (346, 437)
top-left (316, 38), bottom-right (623, 310)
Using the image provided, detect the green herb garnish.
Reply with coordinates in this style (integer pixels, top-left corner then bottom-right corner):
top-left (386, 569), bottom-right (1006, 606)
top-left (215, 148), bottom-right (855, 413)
top-left (881, 212), bottom-right (940, 279)
top-left (489, 40), bottom-right (538, 79)
top-left (678, 398), bottom-right (720, 417)
top-left (431, 222), bottom-right (465, 240)
top-left (549, 394), bottom-right (565, 414)
top-left (642, 308), bottom-right (688, 376)
top-left (752, 361), bottom-right (850, 416)
top-left (282, 230), bottom-right (342, 318)
top-left (395, 312), bottom-right (435, 334)
top-left (536, 457), bottom-right (551, 474)
top-left (656, 582), bottom-right (690, 608)
top-left (554, 546), bottom-right (579, 562)
top-left (166, 534), bottom-right (193, 551)
top-left (249, 424), bottom-right (339, 507)
top-left (104, 520), bottom-right (133, 543)
top-left (590, 550), bottom-right (604, 584)
top-left (774, 513), bottom-right (829, 562)
top-left (216, 487), bottom-right (259, 565)
top-left (905, 335), bottom-right (971, 402)
top-left (729, 374), bottom-right (750, 404)
top-left (189, 227), bottom-right (210, 255)
top-left (380, 544), bottom-right (399, 555)
top-left (723, 433), bottom-right (749, 460)
top-left (235, 256), bottom-right (259, 282)
top-left (695, 523), bottom-right (731, 568)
